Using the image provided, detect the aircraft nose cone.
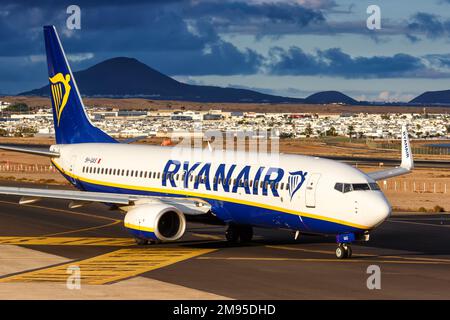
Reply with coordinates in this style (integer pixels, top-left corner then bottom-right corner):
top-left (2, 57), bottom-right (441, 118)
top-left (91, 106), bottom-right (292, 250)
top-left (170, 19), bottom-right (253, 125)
top-left (371, 196), bottom-right (391, 228)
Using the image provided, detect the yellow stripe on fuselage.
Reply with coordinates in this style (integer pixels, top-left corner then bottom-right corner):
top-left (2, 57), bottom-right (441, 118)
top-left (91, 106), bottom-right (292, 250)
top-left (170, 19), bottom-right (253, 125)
top-left (51, 159), bottom-right (369, 230)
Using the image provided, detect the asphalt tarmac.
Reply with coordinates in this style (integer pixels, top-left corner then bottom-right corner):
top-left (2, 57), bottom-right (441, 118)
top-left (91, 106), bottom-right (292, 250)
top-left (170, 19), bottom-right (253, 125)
top-left (0, 182), bottom-right (449, 299)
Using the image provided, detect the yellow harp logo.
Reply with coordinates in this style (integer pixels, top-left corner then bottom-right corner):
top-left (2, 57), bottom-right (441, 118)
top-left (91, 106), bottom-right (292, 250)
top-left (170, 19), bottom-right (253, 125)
top-left (49, 73), bottom-right (71, 126)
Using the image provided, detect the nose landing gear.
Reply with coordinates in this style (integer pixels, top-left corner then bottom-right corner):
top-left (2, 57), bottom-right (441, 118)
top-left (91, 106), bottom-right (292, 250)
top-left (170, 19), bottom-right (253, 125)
top-left (335, 233), bottom-right (356, 259)
top-left (335, 243), bottom-right (352, 259)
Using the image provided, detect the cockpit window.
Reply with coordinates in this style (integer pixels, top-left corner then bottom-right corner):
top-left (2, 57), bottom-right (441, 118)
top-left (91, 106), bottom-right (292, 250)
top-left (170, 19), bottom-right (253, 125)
top-left (343, 184), bottom-right (352, 193)
top-left (334, 182), bottom-right (381, 193)
top-left (352, 183), bottom-right (370, 191)
top-left (369, 183), bottom-right (381, 190)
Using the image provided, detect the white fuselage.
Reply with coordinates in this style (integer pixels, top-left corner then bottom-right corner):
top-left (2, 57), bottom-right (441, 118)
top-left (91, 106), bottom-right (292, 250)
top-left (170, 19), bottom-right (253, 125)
top-left (50, 143), bottom-right (391, 235)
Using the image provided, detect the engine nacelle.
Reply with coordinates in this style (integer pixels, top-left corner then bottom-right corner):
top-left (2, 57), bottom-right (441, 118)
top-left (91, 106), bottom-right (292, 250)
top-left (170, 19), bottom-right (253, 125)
top-left (124, 203), bottom-right (186, 241)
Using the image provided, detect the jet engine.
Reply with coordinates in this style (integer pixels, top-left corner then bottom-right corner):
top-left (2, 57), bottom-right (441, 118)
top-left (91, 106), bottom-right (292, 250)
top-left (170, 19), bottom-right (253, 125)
top-left (124, 203), bottom-right (186, 241)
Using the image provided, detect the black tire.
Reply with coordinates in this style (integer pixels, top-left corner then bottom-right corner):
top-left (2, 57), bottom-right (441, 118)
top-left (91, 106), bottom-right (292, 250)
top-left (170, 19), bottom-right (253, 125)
top-left (238, 225), bottom-right (253, 243)
top-left (135, 238), bottom-right (149, 245)
top-left (225, 225), bottom-right (240, 244)
top-left (336, 245), bottom-right (347, 259)
top-left (345, 245), bottom-right (352, 258)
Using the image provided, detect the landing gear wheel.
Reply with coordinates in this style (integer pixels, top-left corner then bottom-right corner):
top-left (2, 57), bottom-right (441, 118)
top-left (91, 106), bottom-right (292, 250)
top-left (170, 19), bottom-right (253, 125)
top-left (225, 224), bottom-right (240, 244)
top-left (335, 245), bottom-right (346, 259)
top-left (226, 224), bottom-right (253, 244)
top-left (239, 225), bottom-right (253, 243)
top-left (134, 238), bottom-right (149, 245)
top-left (345, 245), bottom-right (352, 258)
top-left (335, 244), bottom-right (352, 259)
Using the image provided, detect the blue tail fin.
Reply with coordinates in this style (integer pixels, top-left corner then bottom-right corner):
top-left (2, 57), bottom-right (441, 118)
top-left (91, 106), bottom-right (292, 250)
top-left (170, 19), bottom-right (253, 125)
top-left (44, 25), bottom-right (116, 144)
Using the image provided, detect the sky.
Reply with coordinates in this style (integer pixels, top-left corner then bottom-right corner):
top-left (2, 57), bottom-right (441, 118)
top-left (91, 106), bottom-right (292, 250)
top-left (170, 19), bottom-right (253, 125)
top-left (2, 0), bottom-right (450, 102)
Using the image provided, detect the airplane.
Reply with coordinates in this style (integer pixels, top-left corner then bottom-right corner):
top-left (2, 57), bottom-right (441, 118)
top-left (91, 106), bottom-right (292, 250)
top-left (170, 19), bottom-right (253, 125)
top-left (0, 25), bottom-right (414, 259)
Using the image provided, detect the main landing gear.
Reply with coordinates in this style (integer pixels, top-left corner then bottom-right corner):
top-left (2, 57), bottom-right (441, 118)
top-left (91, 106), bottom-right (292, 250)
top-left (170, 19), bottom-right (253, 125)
top-left (226, 224), bottom-right (253, 245)
top-left (134, 238), bottom-right (161, 246)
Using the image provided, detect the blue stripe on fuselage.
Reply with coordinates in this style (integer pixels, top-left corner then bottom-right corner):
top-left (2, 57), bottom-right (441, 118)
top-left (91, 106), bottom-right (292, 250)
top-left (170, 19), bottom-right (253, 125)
top-left (59, 171), bottom-right (362, 235)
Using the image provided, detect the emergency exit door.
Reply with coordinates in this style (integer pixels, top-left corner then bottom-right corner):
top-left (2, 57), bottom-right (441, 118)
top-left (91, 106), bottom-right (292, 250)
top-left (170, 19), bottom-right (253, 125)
top-left (305, 173), bottom-right (321, 208)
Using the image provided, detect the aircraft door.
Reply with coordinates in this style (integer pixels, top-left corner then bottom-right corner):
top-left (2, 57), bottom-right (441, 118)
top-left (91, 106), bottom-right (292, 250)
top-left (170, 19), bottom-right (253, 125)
top-left (305, 173), bottom-right (321, 208)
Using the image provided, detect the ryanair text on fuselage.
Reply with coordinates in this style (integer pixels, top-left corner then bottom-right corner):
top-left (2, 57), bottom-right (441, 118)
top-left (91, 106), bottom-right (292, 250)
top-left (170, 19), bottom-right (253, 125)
top-left (162, 159), bottom-right (308, 199)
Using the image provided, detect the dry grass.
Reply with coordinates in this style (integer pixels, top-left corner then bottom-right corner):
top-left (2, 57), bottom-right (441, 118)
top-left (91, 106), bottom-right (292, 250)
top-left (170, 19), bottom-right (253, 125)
top-left (3, 95), bottom-right (450, 114)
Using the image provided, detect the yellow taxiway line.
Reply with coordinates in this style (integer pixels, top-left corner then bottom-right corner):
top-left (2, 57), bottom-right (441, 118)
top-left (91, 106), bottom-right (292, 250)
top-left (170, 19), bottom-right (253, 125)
top-left (0, 236), bottom-right (135, 246)
top-left (0, 247), bottom-right (216, 285)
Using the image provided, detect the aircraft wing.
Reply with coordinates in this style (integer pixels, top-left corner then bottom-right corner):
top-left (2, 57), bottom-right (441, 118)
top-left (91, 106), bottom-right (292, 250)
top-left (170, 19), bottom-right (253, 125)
top-left (367, 125), bottom-right (414, 181)
top-left (0, 186), bottom-right (211, 215)
top-left (0, 145), bottom-right (59, 157)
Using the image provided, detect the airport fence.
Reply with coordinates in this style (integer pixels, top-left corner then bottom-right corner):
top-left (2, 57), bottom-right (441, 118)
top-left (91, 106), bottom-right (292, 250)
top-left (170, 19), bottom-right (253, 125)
top-left (0, 164), bottom-right (57, 173)
top-left (369, 142), bottom-right (450, 156)
top-left (381, 180), bottom-right (448, 193)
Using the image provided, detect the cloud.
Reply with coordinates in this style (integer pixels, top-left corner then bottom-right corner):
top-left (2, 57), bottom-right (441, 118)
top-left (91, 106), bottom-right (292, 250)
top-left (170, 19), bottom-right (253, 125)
top-left (377, 91), bottom-right (416, 102)
top-left (147, 41), bottom-right (264, 76)
top-left (406, 12), bottom-right (450, 40)
top-left (268, 47), bottom-right (450, 78)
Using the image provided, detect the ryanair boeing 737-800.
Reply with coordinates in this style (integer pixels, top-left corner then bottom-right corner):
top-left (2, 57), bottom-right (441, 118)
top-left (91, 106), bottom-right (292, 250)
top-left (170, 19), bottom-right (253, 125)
top-left (0, 26), bottom-right (414, 259)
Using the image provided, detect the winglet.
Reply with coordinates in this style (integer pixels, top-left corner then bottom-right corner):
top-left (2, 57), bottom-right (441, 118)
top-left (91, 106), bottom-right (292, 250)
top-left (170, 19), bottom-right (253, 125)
top-left (400, 125), bottom-right (414, 170)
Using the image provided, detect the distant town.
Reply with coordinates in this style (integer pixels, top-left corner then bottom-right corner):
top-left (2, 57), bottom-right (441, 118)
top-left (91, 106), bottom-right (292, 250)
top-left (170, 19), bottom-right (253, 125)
top-left (0, 100), bottom-right (449, 140)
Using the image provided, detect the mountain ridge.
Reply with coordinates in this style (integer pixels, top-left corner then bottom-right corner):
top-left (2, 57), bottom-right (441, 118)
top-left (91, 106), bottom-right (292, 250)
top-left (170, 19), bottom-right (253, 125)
top-left (21, 57), bottom-right (304, 103)
top-left (409, 89), bottom-right (450, 104)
